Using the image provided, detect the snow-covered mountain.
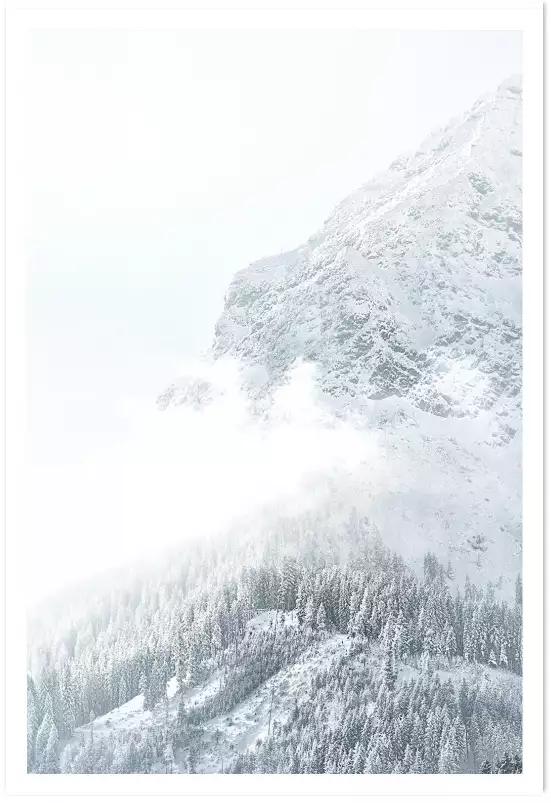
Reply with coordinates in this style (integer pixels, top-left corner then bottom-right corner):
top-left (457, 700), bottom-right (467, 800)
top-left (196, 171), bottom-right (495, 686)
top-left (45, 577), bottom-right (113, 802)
top-left (158, 77), bottom-right (522, 590)
top-left (161, 76), bottom-right (521, 426)
top-left (28, 78), bottom-right (524, 778)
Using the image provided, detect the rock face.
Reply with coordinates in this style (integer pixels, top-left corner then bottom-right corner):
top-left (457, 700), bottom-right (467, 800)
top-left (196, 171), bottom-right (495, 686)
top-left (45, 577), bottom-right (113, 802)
top-left (203, 78), bottom-right (520, 428)
top-left (159, 77), bottom-right (522, 587)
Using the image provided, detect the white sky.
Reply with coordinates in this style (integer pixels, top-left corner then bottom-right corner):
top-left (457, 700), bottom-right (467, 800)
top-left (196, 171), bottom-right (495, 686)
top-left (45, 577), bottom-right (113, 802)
top-left (24, 29), bottom-right (521, 603)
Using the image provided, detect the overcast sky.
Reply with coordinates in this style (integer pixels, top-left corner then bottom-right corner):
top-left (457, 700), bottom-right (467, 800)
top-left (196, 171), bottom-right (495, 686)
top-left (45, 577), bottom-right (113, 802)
top-left (24, 29), bottom-right (521, 602)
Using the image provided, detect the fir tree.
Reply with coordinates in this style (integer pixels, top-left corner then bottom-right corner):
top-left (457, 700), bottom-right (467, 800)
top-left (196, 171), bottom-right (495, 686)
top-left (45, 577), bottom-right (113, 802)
top-left (496, 752), bottom-right (514, 774)
top-left (304, 597), bottom-right (315, 631)
top-left (512, 754), bottom-right (522, 773)
top-left (295, 582), bottom-right (307, 626)
top-left (467, 532), bottom-right (488, 568)
top-left (438, 737), bottom-right (458, 774)
top-left (382, 648), bottom-right (397, 690)
top-left (34, 694), bottom-right (54, 771)
top-left (41, 723), bottom-right (59, 773)
top-left (316, 602), bottom-right (327, 633)
top-left (60, 743), bottom-right (74, 773)
top-left (27, 675), bottom-right (40, 771)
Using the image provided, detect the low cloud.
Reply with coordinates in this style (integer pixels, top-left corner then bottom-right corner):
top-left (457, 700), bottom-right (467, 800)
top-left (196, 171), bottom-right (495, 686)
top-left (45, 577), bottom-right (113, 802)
top-left (27, 355), bottom-right (521, 606)
top-left (119, 357), bottom-right (389, 560)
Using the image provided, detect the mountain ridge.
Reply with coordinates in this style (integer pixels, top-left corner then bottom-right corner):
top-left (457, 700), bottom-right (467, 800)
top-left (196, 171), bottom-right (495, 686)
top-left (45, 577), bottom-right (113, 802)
top-left (155, 77), bottom-right (522, 595)
top-left (160, 75), bottom-right (521, 436)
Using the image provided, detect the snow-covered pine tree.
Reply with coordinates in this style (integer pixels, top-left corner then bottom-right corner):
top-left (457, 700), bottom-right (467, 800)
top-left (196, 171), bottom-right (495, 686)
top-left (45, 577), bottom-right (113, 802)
top-left (34, 693), bottom-right (54, 772)
top-left (316, 602), bottom-right (327, 633)
top-left (304, 597), bottom-right (315, 631)
top-left (295, 581), bottom-right (307, 625)
top-left (467, 532), bottom-right (488, 568)
top-left (27, 675), bottom-right (40, 771)
top-left (41, 722), bottom-right (59, 774)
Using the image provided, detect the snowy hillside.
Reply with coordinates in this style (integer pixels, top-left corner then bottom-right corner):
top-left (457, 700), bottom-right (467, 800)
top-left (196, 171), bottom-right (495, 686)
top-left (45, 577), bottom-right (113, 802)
top-left (29, 529), bottom-right (523, 775)
top-left (65, 612), bottom-right (353, 773)
top-left (63, 609), bottom-right (521, 775)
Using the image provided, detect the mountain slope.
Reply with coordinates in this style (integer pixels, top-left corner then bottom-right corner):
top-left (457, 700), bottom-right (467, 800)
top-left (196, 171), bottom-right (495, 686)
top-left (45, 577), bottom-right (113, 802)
top-left (161, 76), bottom-right (521, 429)
top-left (158, 77), bottom-right (522, 592)
top-left (64, 612), bottom-right (522, 775)
top-left (28, 78), bottom-right (524, 778)
top-left (30, 503), bottom-right (523, 775)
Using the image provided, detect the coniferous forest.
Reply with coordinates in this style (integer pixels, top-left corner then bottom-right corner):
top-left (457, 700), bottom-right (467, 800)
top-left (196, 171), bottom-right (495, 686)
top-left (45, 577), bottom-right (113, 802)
top-left (27, 512), bottom-right (522, 775)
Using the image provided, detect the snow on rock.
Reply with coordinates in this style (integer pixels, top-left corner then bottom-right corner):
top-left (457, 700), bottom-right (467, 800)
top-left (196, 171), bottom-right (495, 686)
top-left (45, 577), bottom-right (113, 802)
top-left (159, 76), bottom-right (522, 435)
top-left (204, 76), bottom-right (521, 424)
top-left (158, 77), bottom-right (522, 593)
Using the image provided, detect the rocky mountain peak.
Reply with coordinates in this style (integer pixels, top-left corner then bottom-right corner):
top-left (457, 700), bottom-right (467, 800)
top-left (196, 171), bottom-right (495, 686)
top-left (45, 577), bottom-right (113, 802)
top-left (160, 77), bottom-right (521, 448)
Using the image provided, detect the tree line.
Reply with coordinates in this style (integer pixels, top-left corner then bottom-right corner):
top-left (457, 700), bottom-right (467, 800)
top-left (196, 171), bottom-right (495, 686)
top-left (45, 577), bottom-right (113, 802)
top-left (27, 515), bottom-right (522, 774)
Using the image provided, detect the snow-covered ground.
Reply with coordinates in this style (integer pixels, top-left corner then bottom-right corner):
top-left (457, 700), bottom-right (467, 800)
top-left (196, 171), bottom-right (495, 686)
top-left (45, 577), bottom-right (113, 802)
top-left (74, 671), bottom-right (181, 743)
top-left (69, 614), bottom-right (352, 773)
top-left (194, 631), bottom-right (350, 772)
top-left (70, 620), bottom-right (520, 774)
